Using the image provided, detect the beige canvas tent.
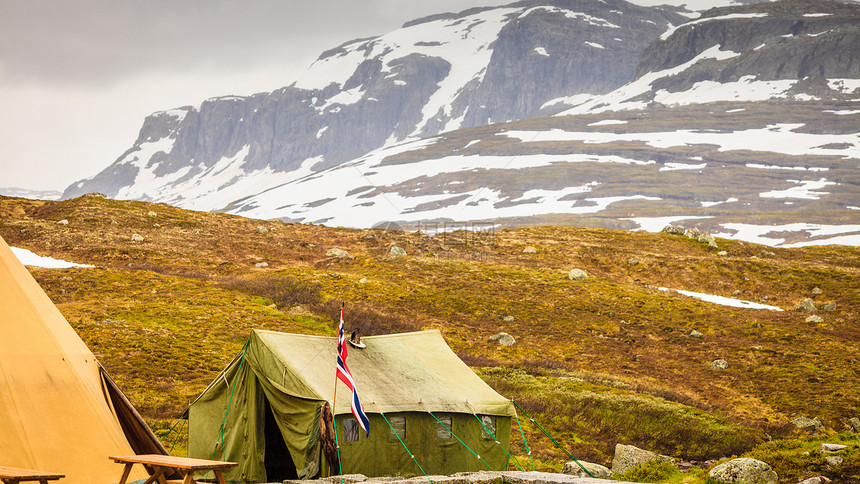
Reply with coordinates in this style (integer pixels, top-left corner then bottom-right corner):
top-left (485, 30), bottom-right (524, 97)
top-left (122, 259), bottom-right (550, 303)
top-left (0, 235), bottom-right (166, 484)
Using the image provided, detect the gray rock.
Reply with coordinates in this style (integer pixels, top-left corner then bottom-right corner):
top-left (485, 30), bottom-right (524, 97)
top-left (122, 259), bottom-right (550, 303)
top-left (388, 246), bottom-right (407, 257)
top-left (821, 302), bottom-right (837, 311)
top-left (805, 315), bottom-right (824, 323)
top-left (568, 269), bottom-right (588, 281)
top-left (732, 290), bottom-right (742, 296)
top-left (708, 458), bottom-right (777, 484)
top-left (824, 455), bottom-right (844, 468)
top-left (718, 251), bottom-right (728, 256)
top-left (131, 233), bottom-right (144, 242)
top-left (254, 262), bottom-right (269, 268)
top-left (698, 233), bottom-right (715, 244)
top-left (690, 330), bottom-right (703, 338)
top-left (110, 220), bottom-right (119, 226)
top-left (488, 332), bottom-right (516, 346)
top-left (711, 359), bottom-right (729, 370)
top-left (821, 443), bottom-right (846, 452)
top-left (812, 287), bottom-right (822, 295)
top-left (684, 228), bottom-right (701, 239)
top-left (256, 225), bottom-right (269, 234)
top-left (627, 258), bottom-right (639, 266)
top-left (708, 240), bottom-right (720, 251)
top-left (792, 416), bottom-right (824, 432)
top-left (56, 219), bottom-right (69, 225)
top-left (795, 298), bottom-right (817, 313)
top-left (147, 211), bottom-right (157, 218)
top-left (358, 278), bottom-right (368, 284)
top-left (797, 477), bottom-right (831, 484)
top-left (611, 443), bottom-right (675, 474)
top-left (502, 315), bottom-right (515, 322)
top-left (849, 417), bottom-right (860, 432)
top-left (561, 460), bottom-right (611, 478)
top-left (326, 248), bottom-right (351, 258)
top-left (523, 246), bottom-right (537, 254)
top-left (662, 225), bottom-right (685, 235)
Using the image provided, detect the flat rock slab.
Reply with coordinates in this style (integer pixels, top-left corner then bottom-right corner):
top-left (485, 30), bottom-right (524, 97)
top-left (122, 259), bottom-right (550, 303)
top-left (285, 471), bottom-right (638, 484)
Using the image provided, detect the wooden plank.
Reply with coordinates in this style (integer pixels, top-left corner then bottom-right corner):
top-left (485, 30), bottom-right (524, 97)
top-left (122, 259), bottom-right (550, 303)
top-left (109, 455), bottom-right (236, 471)
top-left (0, 466), bottom-right (64, 482)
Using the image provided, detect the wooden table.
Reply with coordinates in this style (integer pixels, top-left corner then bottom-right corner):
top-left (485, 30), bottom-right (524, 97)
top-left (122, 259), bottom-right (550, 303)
top-left (110, 455), bottom-right (236, 484)
top-left (0, 466), bottom-right (64, 484)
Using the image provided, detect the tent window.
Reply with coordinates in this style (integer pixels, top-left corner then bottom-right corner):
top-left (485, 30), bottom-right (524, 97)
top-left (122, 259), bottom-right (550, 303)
top-left (436, 415), bottom-right (453, 439)
top-left (343, 418), bottom-right (359, 442)
top-left (388, 416), bottom-right (406, 442)
top-left (480, 415), bottom-right (496, 440)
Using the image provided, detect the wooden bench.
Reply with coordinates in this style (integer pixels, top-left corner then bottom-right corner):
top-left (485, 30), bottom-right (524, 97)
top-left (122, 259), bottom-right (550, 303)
top-left (0, 466), bottom-right (64, 484)
top-left (110, 455), bottom-right (236, 484)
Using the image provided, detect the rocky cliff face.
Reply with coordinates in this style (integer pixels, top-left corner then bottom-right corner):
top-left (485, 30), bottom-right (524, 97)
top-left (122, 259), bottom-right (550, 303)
top-left (62, 0), bottom-right (684, 203)
top-left (636, 0), bottom-right (860, 91)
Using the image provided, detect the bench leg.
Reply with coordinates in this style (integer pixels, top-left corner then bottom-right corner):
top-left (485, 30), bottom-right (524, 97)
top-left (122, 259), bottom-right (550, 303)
top-left (213, 470), bottom-right (227, 484)
top-left (118, 464), bottom-right (134, 484)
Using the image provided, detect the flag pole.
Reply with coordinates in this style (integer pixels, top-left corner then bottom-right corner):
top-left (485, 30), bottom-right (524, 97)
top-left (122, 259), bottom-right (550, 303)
top-left (330, 302), bottom-right (345, 479)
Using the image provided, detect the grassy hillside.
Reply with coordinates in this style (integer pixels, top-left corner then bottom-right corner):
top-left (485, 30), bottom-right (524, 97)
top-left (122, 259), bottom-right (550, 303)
top-left (1, 194), bottom-right (858, 482)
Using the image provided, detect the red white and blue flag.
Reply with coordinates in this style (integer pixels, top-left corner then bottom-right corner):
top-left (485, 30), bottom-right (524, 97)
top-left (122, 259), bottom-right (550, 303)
top-left (337, 308), bottom-right (370, 436)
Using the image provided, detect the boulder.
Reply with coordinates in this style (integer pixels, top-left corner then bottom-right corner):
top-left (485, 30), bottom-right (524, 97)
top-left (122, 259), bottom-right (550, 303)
top-left (147, 211), bottom-right (158, 218)
top-left (812, 287), bottom-right (822, 295)
top-left (821, 302), bottom-right (837, 311)
top-left (662, 225), bottom-right (685, 235)
top-left (488, 332), bottom-right (516, 346)
top-left (131, 233), bottom-right (144, 242)
top-left (711, 359), bottom-right (729, 370)
top-left (568, 269), bottom-right (588, 281)
top-left (684, 228), bottom-right (701, 239)
top-left (611, 443), bottom-right (675, 474)
top-left (690, 330), bottom-right (703, 338)
top-left (561, 461), bottom-right (611, 479)
top-left (849, 417), bottom-right (860, 432)
top-left (797, 477), bottom-right (831, 484)
top-left (708, 458), bottom-right (777, 484)
top-left (523, 246), bottom-right (537, 254)
top-left (792, 416), bottom-right (824, 432)
top-left (326, 248), bottom-right (351, 258)
top-left (824, 456), bottom-right (843, 468)
top-left (708, 240), bottom-right (720, 251)
top-left (388, 246), bottom-right (407, 256)
top-left (718, 251), bottom-right (728, 256)
top-left (55, 219), bottom-right (69, 225)
top-left (795, 298), bottom-right (817, 312)
top-left (254, 262), bottom-right (269, 268)
top-left (805, 315), bottom-right (824, 323)
top-left (256, 226), bottom-right (269, 234)
top-left (821, 443), bottom-right (846, 452)
top-left (627, 258), bottom-right (639, 266)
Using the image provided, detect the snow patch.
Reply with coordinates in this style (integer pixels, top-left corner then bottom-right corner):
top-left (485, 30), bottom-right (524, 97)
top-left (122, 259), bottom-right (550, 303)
top-left (534, 47), bottom-right (549, 57)
top-left (660, 13), bottom-right (768, 40)
top-left (584, 41), bottom-right (605, 49)
top-left (658, 287), bottom-right (783, 311)
top-left (660, 162), bottom-right (706, 171)
top-left (11, 247), bottom-right (94, 269)
top-left (701, 198), bottom-right (738, 208)
top-left (759, 178), bottom-right (836, 200)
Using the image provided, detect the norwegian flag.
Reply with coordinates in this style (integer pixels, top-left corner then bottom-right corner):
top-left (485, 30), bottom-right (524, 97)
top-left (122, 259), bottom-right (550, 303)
top-left (337, 308), bottom-right (370, 436)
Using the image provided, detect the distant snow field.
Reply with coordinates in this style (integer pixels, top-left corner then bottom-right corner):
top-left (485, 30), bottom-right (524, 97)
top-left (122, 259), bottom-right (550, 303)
top-left (12, 247), bottom-right (94, 269)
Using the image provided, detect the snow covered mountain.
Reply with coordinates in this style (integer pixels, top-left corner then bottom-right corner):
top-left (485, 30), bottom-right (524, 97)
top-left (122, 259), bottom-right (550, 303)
top-left (63, 0), bottom-right (860, 247)
top-left (63, 0), bottom-right (685, 203)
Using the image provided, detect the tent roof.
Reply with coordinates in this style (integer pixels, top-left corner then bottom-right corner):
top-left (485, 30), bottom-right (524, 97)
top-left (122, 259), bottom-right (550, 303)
top-left (250, 329), bottom-right (514, 417)
top-left (0, 236), bottom-right (146, 483)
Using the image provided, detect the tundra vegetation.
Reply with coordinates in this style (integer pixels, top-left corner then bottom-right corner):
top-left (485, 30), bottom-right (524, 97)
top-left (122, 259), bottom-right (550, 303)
top-left (1, 194), bottom-right (857, 483)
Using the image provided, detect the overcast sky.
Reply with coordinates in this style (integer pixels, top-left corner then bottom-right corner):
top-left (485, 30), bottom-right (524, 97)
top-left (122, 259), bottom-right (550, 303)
top-left (0, 0), bottom-right (725, 192)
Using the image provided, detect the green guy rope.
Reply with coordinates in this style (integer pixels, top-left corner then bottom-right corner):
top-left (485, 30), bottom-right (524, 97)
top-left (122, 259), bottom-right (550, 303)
top-left (168, 418), bottom-right (187, 454)
top-left (332, 418), bottom-right (344, 484)
top-left (513, 411), bottom-right (535, 471)
top-left (511, 400), bottom-right (595, 479)
top-left (211, 340), bottom-right (250, 461)
top-left (381, 412), bottom-right (433, 483)
top-left (428, 412), bottom-right (501, 478)
top-left (470, 414), bottom-right (524, 472)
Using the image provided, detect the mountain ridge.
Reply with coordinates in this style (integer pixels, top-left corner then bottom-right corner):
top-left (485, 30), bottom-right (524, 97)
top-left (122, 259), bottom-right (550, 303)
top-left (61, 0), bottom-right (860, 248)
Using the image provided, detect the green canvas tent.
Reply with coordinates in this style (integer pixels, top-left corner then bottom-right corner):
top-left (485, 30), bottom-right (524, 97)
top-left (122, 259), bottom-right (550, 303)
top-left (187, 329), bottom-right (515, 481)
